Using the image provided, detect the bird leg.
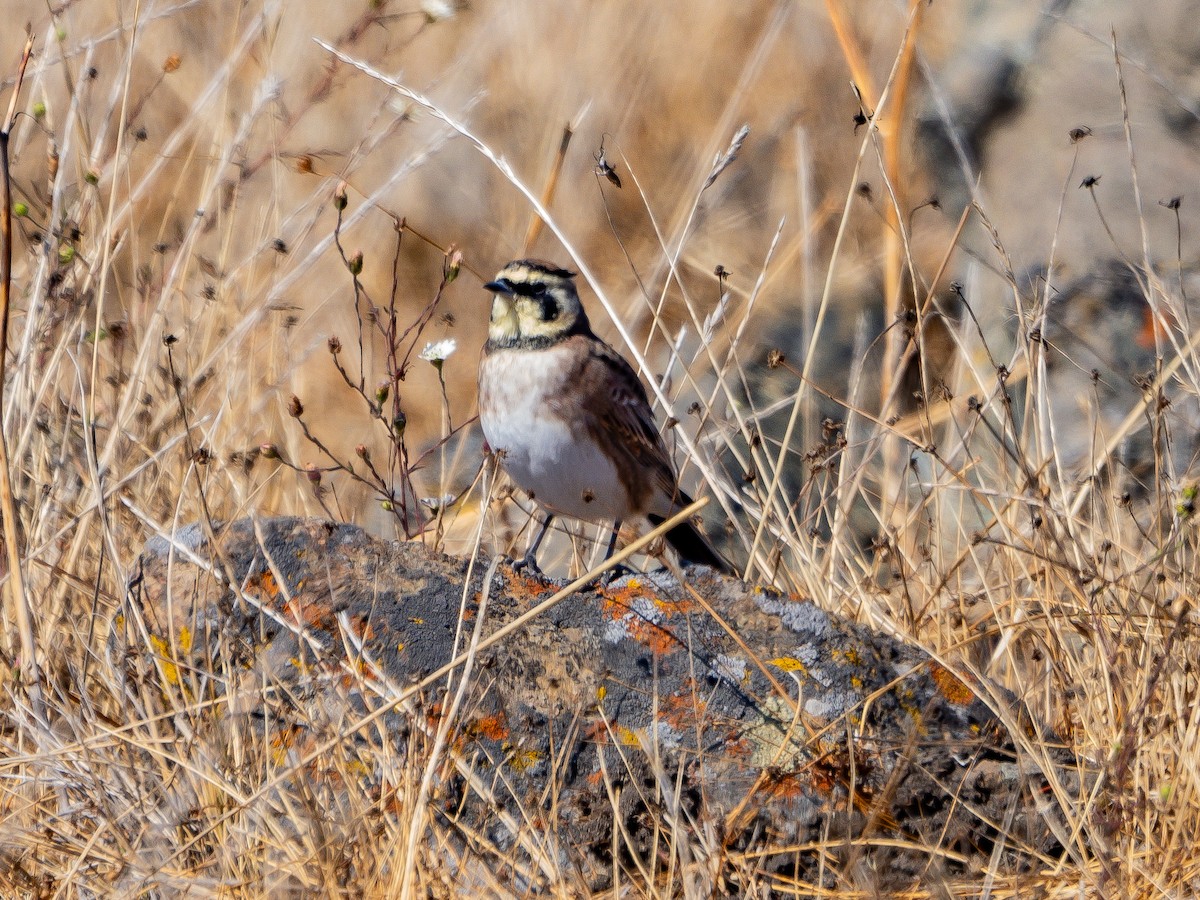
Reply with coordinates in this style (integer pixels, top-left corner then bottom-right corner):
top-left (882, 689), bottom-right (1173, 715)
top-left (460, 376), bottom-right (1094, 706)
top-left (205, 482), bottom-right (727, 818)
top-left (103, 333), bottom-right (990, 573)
top-left (512, 513), bottom-right (554, 574)
top-left (597, 520), bottom-right (634, 585)
top-left (602, 520), bottom-right (621, 562)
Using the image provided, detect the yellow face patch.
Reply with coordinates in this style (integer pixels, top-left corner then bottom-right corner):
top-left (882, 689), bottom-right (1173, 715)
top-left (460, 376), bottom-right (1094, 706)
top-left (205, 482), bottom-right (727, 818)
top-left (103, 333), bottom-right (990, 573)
top-left (509, 294), bottom-right (573, 341)
top-left (486, 266), bottom-right (586, 345)
top-left (488, 293), bottom-right (521, 341)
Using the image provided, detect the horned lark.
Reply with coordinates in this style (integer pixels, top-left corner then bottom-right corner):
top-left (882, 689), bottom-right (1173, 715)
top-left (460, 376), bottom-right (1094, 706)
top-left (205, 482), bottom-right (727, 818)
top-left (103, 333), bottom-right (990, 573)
top-left (478, 259), bottom-right (731, 573)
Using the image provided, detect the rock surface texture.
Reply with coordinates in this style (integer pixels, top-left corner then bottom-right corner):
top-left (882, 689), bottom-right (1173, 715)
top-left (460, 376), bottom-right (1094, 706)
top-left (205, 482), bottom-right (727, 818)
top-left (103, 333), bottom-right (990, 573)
top-left (126, 517), bottom-right (1084, 891)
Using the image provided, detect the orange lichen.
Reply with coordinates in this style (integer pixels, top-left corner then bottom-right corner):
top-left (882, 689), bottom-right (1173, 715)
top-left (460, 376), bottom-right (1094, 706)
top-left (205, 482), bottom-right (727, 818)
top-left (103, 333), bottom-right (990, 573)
top-left (245, 569), bottom-right (282, 600)
top-left (929, 662), bottom-right (976, 706)
top-left (662, 690), bottom-right (707, 732)
top-left (505, 569), bottom-right (556, 598)
top-left (600, 579), bottom-right (650, 613)
top-left (622, 616), bottom-right (675, 655)
top-left (760, 770), bottom-right (808, 801)
top-left (582, 720), bottom-right (608, 745)
top-left (602, 579), bottom-right (697, 617)
top-left (471, 712), bottom-right (510, 742)
top-left (347, 614), bottom-right (376, 641)
top-left (270, 724), bottom-right (303, 765)
top-left (282, 594), bottom-right (333, 630)
top-left (722, 734), bottom-right (754, 760)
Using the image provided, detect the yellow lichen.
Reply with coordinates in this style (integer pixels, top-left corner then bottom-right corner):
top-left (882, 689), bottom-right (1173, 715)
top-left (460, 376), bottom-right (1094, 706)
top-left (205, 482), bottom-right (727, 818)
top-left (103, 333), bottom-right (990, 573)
top-left (148, 634), bottom-right (179, 686)
top-left (770, 656), bottom-right (808, 676)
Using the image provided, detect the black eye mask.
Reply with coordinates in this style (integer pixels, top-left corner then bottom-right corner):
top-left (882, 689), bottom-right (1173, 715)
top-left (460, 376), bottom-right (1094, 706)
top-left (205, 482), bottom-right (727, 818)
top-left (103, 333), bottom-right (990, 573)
top-left (509, 280), bottom-right (546, 297)
top-left (538, 295), bottom-right (559, 321)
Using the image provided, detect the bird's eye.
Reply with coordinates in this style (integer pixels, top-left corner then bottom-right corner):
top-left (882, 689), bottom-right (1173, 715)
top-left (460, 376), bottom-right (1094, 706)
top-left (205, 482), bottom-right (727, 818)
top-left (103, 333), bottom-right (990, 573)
top-left (511, 280), bottom-right (546, 297)
top-left (539, 296), bottom-right (558, 321)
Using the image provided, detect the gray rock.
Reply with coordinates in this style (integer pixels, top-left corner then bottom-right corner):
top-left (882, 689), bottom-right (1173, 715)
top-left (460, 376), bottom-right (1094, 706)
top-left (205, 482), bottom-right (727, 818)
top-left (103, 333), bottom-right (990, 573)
top-left (124, 517), bottom-right (1089, 891)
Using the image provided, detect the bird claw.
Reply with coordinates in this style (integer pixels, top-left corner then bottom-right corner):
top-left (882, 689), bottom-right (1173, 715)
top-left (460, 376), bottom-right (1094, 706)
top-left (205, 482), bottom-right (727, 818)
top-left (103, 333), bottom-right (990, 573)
top-left (511, 552), bottom-right (544, 577)
top-left (594, 563), bottom-right (636, 588)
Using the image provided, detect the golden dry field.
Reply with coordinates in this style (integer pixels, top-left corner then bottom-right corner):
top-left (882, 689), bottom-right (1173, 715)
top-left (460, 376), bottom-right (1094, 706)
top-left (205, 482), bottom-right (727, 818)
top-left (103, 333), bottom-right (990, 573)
top-left (1, 0), bottom-right (1200, 894)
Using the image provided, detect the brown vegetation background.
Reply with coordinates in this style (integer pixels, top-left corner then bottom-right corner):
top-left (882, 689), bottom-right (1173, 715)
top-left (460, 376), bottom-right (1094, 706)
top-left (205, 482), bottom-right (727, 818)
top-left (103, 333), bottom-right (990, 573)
top-left (2, 0), bottom-right (1200, 893)
top-left (4, 0), bottom-right (1198, 528)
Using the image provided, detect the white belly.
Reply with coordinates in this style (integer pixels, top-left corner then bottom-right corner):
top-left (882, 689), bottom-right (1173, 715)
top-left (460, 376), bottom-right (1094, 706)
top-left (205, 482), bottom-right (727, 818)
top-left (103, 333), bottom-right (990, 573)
top-left (480, 346), bottom-right (629, 522)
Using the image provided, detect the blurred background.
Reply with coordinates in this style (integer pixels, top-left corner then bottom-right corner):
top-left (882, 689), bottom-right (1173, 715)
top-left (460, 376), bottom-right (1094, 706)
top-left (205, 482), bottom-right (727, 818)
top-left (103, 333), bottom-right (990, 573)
top-left (2, 0), bottom-right (1199, 563)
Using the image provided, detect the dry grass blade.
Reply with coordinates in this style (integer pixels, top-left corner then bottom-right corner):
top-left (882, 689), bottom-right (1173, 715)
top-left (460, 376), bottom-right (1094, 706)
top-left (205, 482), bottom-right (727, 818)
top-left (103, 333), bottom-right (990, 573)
top-left (1, 2), bottom-right (1198, 895)
top-left (701, 123), bottom-right (749, 192)
top-left (0, 31), bottom-right (41, 717)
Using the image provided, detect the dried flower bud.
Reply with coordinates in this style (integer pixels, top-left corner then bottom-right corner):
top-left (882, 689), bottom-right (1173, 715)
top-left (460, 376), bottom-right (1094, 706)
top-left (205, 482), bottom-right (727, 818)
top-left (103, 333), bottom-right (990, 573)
top-left (296, 155), bottom-right (314, 175)
top-left (392, 410), bottom-right (407, 436)
top-left (445, 247), bottom-right (463, 283)
top-left (259, 442), bottom-right (279, 459)
top-left (375, 381), bottom-right (390, 406)
top-left (355, 444), bottom-right (369, 461)
top-left (305, 463), bottom-right (321, 485)
top-left (162, 54), bottom-right (182, 73)
top-left (1178, 484), bottom-right (1198, 518)
top-left (334, 181), bottom-right (348, 211)
top-left (327, 335), bottom-right (342, 354)
top-left (348, 250), bottom-right (363, 276)
top-left (288, 395), bottom-right (304, 418)
top-left (766, 348), bottom-right (785, 369)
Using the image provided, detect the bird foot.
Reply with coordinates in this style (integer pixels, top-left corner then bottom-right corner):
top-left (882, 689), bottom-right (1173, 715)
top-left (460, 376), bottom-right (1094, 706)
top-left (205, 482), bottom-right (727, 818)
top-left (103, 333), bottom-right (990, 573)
top-left (594, 563), bottom-right (637, 588)
top-left (510, 552), bottom-right (545, 578)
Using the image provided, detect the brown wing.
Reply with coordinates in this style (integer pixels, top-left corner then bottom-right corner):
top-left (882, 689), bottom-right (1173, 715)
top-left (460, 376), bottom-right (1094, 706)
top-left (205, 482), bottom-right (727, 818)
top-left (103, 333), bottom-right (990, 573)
top-left (549, 334), bottom-right (681, 514)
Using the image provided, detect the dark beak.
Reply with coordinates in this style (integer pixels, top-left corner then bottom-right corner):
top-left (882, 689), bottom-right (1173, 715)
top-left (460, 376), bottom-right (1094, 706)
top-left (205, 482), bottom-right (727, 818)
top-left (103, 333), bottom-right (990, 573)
top-left (484, 279), bottom-right (512, 295)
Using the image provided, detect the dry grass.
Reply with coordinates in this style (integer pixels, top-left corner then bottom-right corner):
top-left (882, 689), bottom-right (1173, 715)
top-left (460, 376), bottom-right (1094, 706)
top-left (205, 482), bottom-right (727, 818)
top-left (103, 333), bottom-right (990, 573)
top-left (0, 0), bottom-right (1198, 895)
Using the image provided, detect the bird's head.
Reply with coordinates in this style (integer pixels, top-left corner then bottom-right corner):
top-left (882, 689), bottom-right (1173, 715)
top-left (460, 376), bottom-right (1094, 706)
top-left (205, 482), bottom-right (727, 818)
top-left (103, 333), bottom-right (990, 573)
top-left (484, 259), bottom-right (590, 347)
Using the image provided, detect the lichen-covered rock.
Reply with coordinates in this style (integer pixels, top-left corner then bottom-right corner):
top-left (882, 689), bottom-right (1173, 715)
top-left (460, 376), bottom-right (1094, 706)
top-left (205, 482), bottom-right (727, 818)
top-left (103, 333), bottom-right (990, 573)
top-left (124, 517), bottom-right (1086, 891)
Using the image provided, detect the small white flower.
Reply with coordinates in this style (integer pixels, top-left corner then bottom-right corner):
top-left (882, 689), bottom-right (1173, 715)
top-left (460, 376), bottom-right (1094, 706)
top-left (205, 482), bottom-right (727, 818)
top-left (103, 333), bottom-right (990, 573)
top-left (419, 338), bottom-right (457, 365)
top-left (421, 0), bottom-right (458, 22)
top-left (419, 338), bottom-right (457, 375)
top-left (420, 493), bottom-right (456, 513)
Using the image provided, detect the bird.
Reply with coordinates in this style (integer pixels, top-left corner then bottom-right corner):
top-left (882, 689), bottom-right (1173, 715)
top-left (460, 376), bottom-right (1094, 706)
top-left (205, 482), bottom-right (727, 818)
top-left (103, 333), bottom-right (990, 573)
top-left (477, 259), bottom-right (732, 575)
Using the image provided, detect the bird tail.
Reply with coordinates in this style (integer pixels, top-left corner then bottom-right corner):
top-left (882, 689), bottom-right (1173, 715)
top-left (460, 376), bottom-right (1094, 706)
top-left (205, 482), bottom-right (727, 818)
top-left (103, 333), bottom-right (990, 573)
top-left (648, 497), bottom-right (734, 575)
